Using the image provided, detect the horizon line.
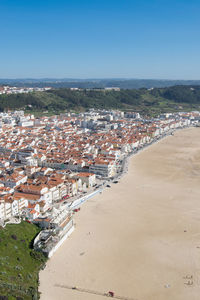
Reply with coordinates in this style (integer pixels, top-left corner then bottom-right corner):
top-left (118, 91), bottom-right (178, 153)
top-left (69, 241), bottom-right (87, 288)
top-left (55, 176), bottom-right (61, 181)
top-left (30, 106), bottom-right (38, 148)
top-left (1, 77), bottom-right (200, 81)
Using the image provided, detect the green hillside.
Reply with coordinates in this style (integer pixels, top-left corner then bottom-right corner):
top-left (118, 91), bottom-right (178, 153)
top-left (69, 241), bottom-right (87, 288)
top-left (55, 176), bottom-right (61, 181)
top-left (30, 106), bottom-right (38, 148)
top-left (0, 222), bottom-right (47, 300)
top-left (0, 85), bottom-right (200, 116)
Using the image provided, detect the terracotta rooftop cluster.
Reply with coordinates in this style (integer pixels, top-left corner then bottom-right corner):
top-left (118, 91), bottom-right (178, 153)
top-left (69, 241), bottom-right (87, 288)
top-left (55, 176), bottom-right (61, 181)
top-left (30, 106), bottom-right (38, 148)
top-left (0, 109), bottom-right (197, 225)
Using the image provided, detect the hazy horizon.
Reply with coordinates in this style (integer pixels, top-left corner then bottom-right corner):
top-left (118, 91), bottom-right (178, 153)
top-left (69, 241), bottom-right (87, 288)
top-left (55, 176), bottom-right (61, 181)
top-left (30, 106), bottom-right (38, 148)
top-left (1, 77), bottom-right (200, 81)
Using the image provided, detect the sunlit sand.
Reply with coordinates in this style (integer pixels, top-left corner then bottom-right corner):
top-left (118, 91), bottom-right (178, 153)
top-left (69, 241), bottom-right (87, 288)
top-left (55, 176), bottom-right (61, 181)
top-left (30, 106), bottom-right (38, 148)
top-left (39, 127), bottom-right (200, 300)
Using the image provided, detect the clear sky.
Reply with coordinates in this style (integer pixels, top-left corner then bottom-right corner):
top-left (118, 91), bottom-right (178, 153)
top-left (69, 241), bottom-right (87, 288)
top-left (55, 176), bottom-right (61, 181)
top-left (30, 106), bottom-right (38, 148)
top-left (1, 0), bottom-right (200, 79)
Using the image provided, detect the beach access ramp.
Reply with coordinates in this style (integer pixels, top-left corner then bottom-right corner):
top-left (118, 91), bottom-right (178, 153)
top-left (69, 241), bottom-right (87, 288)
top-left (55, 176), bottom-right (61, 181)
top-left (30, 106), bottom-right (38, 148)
top-left (55, 283), bottom-right (138, 300)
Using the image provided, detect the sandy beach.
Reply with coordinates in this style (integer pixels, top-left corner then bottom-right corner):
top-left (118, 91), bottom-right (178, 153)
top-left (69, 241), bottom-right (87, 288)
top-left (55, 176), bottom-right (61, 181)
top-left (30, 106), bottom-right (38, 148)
top-left (39, 127), bottom-right (200, 300)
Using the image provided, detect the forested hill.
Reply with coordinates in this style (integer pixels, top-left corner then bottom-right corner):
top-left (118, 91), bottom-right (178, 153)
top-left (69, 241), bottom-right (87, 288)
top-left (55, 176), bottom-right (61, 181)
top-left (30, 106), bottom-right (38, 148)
top-left (0, 85), bottom-right (200, 116)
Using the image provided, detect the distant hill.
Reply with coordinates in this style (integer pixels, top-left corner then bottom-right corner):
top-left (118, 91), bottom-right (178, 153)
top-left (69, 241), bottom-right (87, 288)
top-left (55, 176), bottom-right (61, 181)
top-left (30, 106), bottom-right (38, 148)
top-left (0, 85), bottom-right (200, 116)
top-left (1, 78), bottom-right (200, 89)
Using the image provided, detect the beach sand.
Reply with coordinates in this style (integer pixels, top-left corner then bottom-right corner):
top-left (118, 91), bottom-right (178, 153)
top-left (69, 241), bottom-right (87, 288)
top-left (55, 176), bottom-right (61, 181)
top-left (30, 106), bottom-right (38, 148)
top-left (39, 127), bottom-right (200, 300)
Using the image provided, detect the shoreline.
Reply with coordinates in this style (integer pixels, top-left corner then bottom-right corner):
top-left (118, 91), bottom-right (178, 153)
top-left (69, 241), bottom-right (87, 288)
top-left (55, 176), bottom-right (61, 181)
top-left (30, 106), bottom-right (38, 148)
top-left (39, 126), bottom-right (200, 300)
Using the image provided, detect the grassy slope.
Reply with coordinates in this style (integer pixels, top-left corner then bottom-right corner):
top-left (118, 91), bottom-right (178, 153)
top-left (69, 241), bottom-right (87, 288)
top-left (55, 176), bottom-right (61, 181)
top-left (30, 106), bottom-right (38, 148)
top-left (1, 86), bottom-right (200, 117)
top-left (0, 222), bottom-right (47, 300)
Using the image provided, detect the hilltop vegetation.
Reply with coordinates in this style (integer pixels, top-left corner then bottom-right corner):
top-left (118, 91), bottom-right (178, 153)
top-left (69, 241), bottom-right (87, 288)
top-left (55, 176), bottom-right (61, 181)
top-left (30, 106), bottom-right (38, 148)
top-left (0, 222), bottom-right (47, 300)
top-left (0, 85), bottom-right (200, 116)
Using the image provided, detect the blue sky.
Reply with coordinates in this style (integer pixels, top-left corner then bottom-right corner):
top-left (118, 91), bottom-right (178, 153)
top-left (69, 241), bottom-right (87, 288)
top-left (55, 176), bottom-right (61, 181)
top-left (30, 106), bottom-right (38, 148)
top-left (0, 0), bottom-right (200, 79)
